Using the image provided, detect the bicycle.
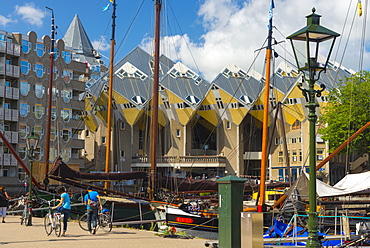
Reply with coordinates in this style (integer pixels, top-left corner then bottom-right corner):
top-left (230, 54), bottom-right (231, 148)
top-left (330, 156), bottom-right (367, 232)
top-left (43, 199), bottom-right (63, 237)
top-left (78, 209), bottom-right (112, 233)
top-left (20, 197), bottom-right (32, 226)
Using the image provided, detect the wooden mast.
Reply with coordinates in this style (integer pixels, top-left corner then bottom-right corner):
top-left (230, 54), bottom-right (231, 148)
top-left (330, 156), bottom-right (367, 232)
top-left (44, 7), bottom-right (56, 178)
top-left (149, 0), bottom-right (162, 201)
top-left (258, 0), bottom-right (274, 212)
top-left (104, 0), bottom-right (117, 190)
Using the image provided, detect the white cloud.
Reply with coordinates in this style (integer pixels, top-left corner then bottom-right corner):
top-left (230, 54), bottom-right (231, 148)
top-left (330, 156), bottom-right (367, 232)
top-left (141, 0), bottom-right (369, 81)
top-left (0, 15), bottom-right (14, 26)
top-left (92, 35), bottom-right (111, 52)
top-left (15, 3), bottom-right (45, 27)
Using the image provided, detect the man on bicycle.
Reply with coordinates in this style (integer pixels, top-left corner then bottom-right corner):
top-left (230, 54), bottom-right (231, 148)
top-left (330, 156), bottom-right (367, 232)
top-left (84, 186), bottom-right (102, 234)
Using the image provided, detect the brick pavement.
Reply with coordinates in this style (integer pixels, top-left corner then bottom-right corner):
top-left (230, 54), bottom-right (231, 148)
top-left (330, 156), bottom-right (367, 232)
top-left (0, 215), bottom-right (212, 248)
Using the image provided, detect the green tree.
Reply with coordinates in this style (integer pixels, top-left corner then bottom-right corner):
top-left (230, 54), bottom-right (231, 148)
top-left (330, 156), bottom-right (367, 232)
top-left (318, 71), bottom-right (370, 154)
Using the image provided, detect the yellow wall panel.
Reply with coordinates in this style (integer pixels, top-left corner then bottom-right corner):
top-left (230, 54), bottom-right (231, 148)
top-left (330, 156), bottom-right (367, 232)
top-left (230, 108), bottom-right (249, 125)
top-left (199, 110), bottom-right (219, 126)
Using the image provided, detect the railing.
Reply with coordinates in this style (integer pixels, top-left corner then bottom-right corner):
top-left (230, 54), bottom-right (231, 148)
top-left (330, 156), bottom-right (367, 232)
top-left (0, 63), bottom-right (20, 78)
top-left (131, 155), bottom-right (226, 164)
top-left (0, 40), bottom-right (21, 56)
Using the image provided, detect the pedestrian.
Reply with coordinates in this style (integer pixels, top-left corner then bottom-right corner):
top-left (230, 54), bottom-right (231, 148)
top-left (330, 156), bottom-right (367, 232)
top-left (84, 186), bottom-right (102, 234)
top-left (0, 186), bottom-right (11, 223)
top-left (52, 186), bottom-right (71, 236)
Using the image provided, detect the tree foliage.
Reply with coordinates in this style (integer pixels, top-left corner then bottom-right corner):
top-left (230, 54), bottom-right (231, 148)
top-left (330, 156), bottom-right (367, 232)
top-left (318, 71), bottom-right (370, 154)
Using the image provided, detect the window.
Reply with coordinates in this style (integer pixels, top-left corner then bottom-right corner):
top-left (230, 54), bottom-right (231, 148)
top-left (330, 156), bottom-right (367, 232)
top-left (33, 104), bottom-right (45, 119)
top-left (85, 130), bottom-right (90, 137)
top-left (61, 129), bottom-right (72, 142)
top-left (216, 97), bottom-right (224, 109)
top-left (19, 123), bottom-right (29, 139)
top-left (22, 40), bottom-right (30, 54)
top-left (52, 87), bottom-right (59, 101)
top-left (279, 169), bottom-right (284, 181)
top-left (299, 149), bottom-right (302, 161)
top-left (50, 126), bottom-right (57, 141)
top-left (61, 148), bottom-right (71, 162)
top-left (162, 98), bottom-right (170, 109)
top-left (278, 151), bottom-right (283, 163)
top-left (317, 149), bottom-right (325, 161)
top-left (226, 121), bottom-right (231, 129)
top-left (120, 122), bottom-right (125, 130)
top-left (176, 129), bottom-right (181, 137)
top-left (292, 150), bottom-right (297, 162)
top-left (52, 67), bottom-right (59, 80)
top-left (61, 108), bottom-right (72, 122)
top-left (32, 125), bottom-right (44, 138)
top-left (61, 89), bottom-right (72, 103)
top-left (186, 95), bottom-right (200, 105)
top-left (62, 50), bottom-right (72, 64)
top-left (240, 95), bottom-right (252, 104)
top-left (34, 43), bottom-right (45, 57)
top-left (275, 138), bottom-right (282, 145)
top-left (18, 145), bottom-right (27, 160)
top-left (34, 63), bottom-right (45, 77)
top-left (63, 69), bottom-right (72, 83)
top-left (34, 83), bottom-right (44, 98)
top-left (52, 48), bottom-right (59, 60)
top-left (102, 136), bottom-right (106, 144)
top-left (120, 150), bottom-right (125, 157)
top-left (131, 95), bottom-right (146, 105)
top-left (291, 138), bottom-right (297, 144)
top-left (51, 106), bottom-right (57, 121)
top-left (49, 147), bottom-right (56, 162)
top-left (20, 102), bottom-right (29, 117)
top-left (91, 65), bottom-right (101, 73)
top-left (20, 80), bottom-right (30, 96)
top-left (20, 60), bottom-right (30, 74)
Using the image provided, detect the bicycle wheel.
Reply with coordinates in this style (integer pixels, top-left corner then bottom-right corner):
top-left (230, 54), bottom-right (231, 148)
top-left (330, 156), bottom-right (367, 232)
top-left (78, 213), bottom-right (89, 231)
top-left (54, 216), bottom-right (62, 237)
top-left (100, 214), bottom-right (112, 233)
top-left (44, 213), bottom-right (53, 236)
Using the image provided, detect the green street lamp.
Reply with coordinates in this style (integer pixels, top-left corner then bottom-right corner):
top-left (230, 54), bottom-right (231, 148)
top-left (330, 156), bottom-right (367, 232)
top-left (287, 8), bottom-right (339, 248)
top-left (26, 132), bottom-right (40, 226)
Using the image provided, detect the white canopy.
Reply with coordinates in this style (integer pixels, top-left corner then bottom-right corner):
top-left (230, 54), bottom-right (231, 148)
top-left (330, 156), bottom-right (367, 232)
top-left (303, 171), bottom-right (370, 197)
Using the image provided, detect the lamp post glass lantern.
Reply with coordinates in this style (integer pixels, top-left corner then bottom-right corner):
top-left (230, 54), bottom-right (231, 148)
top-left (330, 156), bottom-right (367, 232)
top-left (287, 8), bottom-right (339, 248)
top-left (26, 132), bottom-right (40, 226)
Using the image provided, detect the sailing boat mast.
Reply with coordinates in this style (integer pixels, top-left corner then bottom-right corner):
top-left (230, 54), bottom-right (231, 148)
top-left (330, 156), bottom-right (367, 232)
top-left (44, 7), bottom-right (56, 178)
top-left (258, 0), bottom-right (274, 212)
top-left (149, 0), bottom-right (162, 201)
top-left (104, 0), bottom-right (117, 190)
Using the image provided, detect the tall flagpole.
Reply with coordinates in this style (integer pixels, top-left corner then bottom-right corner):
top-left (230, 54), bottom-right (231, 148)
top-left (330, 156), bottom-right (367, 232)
top-left (44, 7), bottom-right (56, 182)
top-left (104, 0), bottom-right (117, 190)
top-left (258, 0), bottom-right (274, 213)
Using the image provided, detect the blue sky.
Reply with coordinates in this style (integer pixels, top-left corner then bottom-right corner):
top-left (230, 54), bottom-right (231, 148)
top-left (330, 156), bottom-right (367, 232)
top-left (1, 0), bottom-right (368, 81)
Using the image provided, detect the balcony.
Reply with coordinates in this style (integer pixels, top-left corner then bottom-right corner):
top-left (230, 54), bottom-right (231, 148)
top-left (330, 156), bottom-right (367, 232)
top-left (0, 86), bottom-right (19, 100)
top-left (0, 154), bottom-right (17, 166)
top-left (0, 108), bottom-right (19, 122)
top-left (0, 41), bottom-right (21, 56)
top-left (2, 131), bottom-right (18, 144)
top-left (131, 155), bottom-right (227, 168)
top-left (0, 63), bottom-right (20, 78)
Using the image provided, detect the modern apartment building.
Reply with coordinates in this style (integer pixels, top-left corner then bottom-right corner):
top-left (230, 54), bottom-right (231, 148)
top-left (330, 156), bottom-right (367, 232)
top-left (0, 14), bottom-right (106, 187)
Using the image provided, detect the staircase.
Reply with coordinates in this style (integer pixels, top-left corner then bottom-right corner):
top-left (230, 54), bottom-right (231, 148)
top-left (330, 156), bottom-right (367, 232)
top-left (350, 153), bottom-right (369, 173)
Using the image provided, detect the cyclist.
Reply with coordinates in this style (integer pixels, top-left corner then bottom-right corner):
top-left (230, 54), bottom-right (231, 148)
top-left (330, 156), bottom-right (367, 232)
top-left (53, 186), bottom-right (71, 236)
top-left (84, 186), bottom-right (102, 234)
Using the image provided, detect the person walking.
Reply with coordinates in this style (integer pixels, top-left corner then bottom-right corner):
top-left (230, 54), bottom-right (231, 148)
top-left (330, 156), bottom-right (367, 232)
top-left (52, 186), bottom-right (71, 236)
top-left (84, 186), bottom-right (102, 234)
top-left (0, 186), bottom-right (11, 223)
